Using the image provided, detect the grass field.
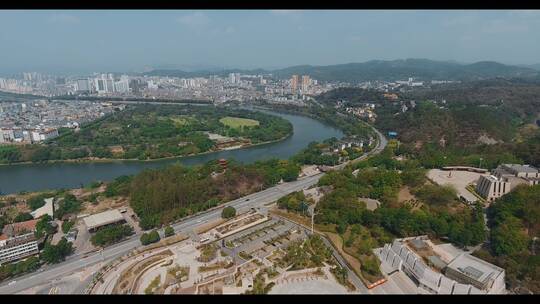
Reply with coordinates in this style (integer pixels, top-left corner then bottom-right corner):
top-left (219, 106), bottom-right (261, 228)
top-left (219, 116), bottom-right (259, 129)
top-left (169, 115), bottom-right (195, 126)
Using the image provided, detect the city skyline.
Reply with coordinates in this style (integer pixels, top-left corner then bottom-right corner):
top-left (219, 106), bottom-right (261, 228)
top-left (1, 10), bottom-right (540, 74)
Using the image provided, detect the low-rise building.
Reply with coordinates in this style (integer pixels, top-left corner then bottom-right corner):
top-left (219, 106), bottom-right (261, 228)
top-left (445, 253), bottom-right (506, 293)
top-left (476, 164), bottom-right (540, 202)
top-left (83, 209), bottom-right (126, 232)
top-left (0, 233), bottom-right (39, 265)
top-left (375, 236), bottom-right (506, 294)
top-left (2, 219), bottom-right (39, 237)
top-left (0, 219), bottom-right (41, 265)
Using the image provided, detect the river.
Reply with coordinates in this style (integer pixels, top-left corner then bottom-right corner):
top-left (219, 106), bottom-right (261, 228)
top-left (0, 109), bottom-right (343, 194)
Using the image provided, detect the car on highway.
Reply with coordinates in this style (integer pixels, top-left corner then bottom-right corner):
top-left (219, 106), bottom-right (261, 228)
top-left (245, 198), bottom-right (250, 201)
top-left (8, 281), bottom-right (16, 286)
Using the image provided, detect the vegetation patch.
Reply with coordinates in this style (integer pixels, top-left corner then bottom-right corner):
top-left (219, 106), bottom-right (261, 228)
top-left (0, 105), bottom-right (291, 164)
top-left (197, 244), bottom-right (219, 263)
top-left (144, 275), bottom-right (161, 294)
top-left (219, 116), bottom-right (260, 129)
top-left (91, 224), bottom-right (134, 247)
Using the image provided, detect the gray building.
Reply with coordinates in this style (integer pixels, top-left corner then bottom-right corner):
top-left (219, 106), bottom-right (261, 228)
top-left (83, 209), bottom-right (126, 232)
top-left (0, 233), bottom-right (39, 265)
top-left (476, 164), bottom-right (540, 202)
top-left (375, 236), bottom-right (506, 294)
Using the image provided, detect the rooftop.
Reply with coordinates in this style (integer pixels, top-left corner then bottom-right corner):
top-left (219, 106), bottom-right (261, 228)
top-left (2, 219), bottom-right (39, 237)
top-left (83, 209), bottom-right (124, 230)
top-left (446, 253), bottom-right (505, 284)
top-left (502, 164), bottom-right (539, 173)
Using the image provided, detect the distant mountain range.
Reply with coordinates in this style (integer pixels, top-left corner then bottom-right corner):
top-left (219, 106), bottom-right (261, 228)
top-left (516, 63), bottom-right (540, 71)
top-left (144, 59), bottom-right (540, 82)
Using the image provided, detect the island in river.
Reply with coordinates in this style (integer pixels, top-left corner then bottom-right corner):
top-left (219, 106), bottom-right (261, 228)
top-left (0, 104), bottom-right (293, 165)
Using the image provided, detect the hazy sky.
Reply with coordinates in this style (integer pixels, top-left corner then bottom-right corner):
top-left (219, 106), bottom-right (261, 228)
top-left (1, 10), bottom-right (539, 74)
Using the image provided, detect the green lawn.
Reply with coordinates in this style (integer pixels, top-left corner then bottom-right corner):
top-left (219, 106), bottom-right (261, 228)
top-left (219, 116), bottom-right (259, 129)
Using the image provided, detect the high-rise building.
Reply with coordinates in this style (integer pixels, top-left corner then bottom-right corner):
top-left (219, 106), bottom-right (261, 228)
top-left (114, 75), bottom-right (130, 94)
top-left (105, 78), bottom-right (115, 93)
top-left (229, 73), bottom-right (240, 84)
top-left (76, 79), bottom-right (91, 92)
top-left (95, 78), bottom-right (106, 93)
top-left (129, 79), bottom-right (140, 94)
top-left (301, 75), bottom-right (311, 92)
top-left (94, 74), bottom-right (115, 94)
top-left (291, 75), bottom-right (299, 94)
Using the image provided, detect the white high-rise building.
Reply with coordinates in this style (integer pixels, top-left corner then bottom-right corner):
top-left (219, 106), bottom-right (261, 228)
top-left (229, 73), bottom-right (240, 84)
top-left (94, 74), bottom-right (115, 94)
top-left (76, 79), bottom-right (91, 92)
top-left (114, 75), bottom-right (130, 93)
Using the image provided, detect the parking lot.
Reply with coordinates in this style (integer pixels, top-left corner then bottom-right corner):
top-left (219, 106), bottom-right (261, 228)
top-left (219, 218), bottom-right (306, 262)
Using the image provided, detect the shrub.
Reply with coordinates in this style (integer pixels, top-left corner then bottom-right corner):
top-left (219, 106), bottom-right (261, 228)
top-left (164, 226), bottom-right (175, 237)
top-left (221, 206), bottom-right (236, 219)
top-left (140, 230), bottom-right (161, 245)
top-left (91, 224), bottom-right (134, 247)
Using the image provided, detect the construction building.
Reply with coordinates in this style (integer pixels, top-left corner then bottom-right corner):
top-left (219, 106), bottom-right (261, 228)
top-left (290, 75), bottom-right (299, 94)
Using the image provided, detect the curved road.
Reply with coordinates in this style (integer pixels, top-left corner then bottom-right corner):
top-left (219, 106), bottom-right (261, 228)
top-left (0, 119), bottom-right (387, 294)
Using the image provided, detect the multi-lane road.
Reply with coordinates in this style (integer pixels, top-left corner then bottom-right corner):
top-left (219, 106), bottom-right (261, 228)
top-left (0, 122), bottom-right (387, 294)
top-left (0, 175), bottom-right (323, 294)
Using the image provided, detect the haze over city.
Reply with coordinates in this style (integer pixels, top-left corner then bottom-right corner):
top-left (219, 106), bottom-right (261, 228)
top-left (0, 8), bottom-right (539, 296)
top-left (1, 10), bottom-right (540, 74)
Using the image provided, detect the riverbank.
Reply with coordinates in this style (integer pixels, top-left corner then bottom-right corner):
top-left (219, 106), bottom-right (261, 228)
top-left (0, 109), bottom-right (344, 194)
top-left (0, 132), bottom-right (294, 167)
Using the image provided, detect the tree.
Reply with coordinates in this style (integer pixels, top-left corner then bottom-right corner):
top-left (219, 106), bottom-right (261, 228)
top-left (164, 226), bottom-right (175, 237)
top-left (26, 195), bottom-right (48, 211)
top-left (491, 218), bottom-right (529, 256)
top-left (35, 215), bottom-right (56, 238)
top-left (221, 206), bottom-right (236, 219)
top-left (55, 194), bottom-right (82, 219)
top-left (62, 220), bottom-right (75, 234)
top-left (91, 224), bottom-right (134, 247)
top-left (13, 212), bottom-right (33, 223)
top-left (140, 230), bottom-right (161, 245)
top-left (40, 238), bottom-right (73, 264)
top-left (361, 255), bottom-right (381, 276)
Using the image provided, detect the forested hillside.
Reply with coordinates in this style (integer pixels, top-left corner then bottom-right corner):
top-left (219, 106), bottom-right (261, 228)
top-left (314, 81), bottom-right (540, 169)
top-left (146, 59), bottom-right (540, 82)
top-left (474, 185), bottom-right (540, 293)
top-left (106, 159), bottom-right (300, 229)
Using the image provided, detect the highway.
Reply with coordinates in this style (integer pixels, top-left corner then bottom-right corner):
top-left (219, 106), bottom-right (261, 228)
top-left (0, 175), bottom-right (322, 294)
top-left (0, 119), bottom-right (387, 295)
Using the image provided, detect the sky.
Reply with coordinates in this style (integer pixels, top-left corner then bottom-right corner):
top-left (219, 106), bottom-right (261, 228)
top-left (1, 10), bottom-right (539, 74)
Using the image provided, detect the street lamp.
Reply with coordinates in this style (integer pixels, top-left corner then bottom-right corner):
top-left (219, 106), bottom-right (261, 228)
top-left (308, 204), bottom-right (319, 235)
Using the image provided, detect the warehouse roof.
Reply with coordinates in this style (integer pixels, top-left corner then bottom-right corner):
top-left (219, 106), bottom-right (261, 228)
top-left (83, 209), bottom-right (124, 231)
